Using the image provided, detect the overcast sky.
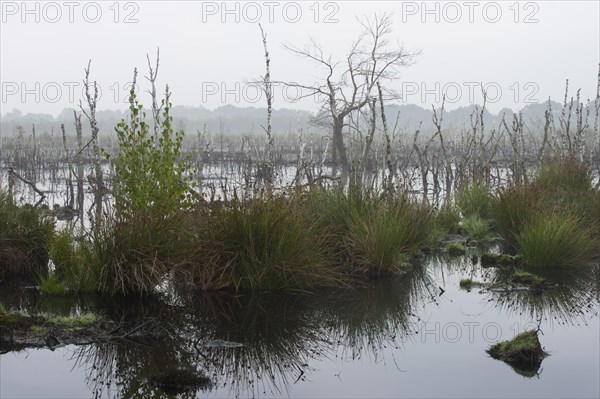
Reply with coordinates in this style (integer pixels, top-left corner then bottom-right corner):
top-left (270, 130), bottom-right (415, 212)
top-left (1, 0), bottom-right (599, 116)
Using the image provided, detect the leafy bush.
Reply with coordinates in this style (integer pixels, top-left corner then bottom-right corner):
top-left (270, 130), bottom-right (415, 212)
top-left (108, 86), bottom-right (196, 223)
top-left (92, 84), bottom-right (199, 294)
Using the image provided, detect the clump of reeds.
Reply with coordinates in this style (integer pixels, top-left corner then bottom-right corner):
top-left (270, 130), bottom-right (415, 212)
top-left (0, 190), bottom-right (54, 281)
top-left (185, 188), bottom-right (437, 290)
top-left (491, 184), bottom-right (540, 252)
top-left (306, 189), bottom-right (433, 275)
top-left (517, 210), bottom-right (597, 279)
top-left (47, 229), bottom-right (98, 292)
top-left (91, 210), bottom-right (199, 295)
top-left (38, 272), bottom-right (66, 294)
top-left (459, 216), bottom-right (491, 240)
top-left (455, 182), bottom-right (494, 220)
top-left (490, 156), bottom-right (599, 277)
top-left (196, 195), bottom-right (342, 290)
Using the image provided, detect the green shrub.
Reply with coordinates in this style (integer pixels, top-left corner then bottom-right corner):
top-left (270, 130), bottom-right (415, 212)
top-left (92, 83), bottom-right (199, 295)
top-left (108, 86), bottom-right (196, 223)
top-left (0, 190), bottom-right (54, 281)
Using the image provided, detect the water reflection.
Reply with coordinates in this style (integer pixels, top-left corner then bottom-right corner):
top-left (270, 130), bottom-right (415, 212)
top-left (424, 254), bottom-right (600, 378)
top-left (2, 259), bottom-right (599, 397)
top-left (484, 268), bottom-right (600, 329)
top-left (54, 266), bottom-right (433, 398)
top-left (427, 253), bottom-right (600, 328)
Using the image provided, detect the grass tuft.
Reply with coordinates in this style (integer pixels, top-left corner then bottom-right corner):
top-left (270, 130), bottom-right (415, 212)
top-left (491, 184), bottom-right (539, 252)
top-left (516, 210), bottom-right (597, 279)
top-left (460, 216), bottom-right (491, 240)
top-left (536, 155), bottom-right (592, 195)
top-left (307, 190), bottom-right (433, 275)
top-left (46, 312), bottom-right (99, 327)
top-left (446, 242), bottom-right (467, 256)
top-left (38, 272), bottom-right (66, 295)
top-left (456, 183), bottom-right (494, 219)
top-left (198, 196), bottom-right (341, 290)
top-left (0, 190), bottom-right (54, 281)
top-left (49, 230), bottom-right (99, 292)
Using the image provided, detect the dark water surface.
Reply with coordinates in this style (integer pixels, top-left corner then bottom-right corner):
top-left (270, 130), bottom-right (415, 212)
top-left (1, 257), bottom-right (599, 398)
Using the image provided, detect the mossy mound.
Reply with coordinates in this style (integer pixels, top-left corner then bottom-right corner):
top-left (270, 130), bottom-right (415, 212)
top-left (487, 330), bottom-right (548, 377)
top-left (511, 271), bottom-right (545, 286)
top-left (446, 242), bottom-right (466, 256)
top-left (459, 278), bottom-right (484, 289)
top-left (0, 311), bottom-right (110, 353)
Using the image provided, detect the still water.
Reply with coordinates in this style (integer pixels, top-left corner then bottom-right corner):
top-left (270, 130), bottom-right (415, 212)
top-left (1, 256), bottom-right (599, 398)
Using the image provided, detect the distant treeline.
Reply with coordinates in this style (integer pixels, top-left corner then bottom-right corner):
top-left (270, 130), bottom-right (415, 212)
top-left (0, 101), bottom-right (574, 138)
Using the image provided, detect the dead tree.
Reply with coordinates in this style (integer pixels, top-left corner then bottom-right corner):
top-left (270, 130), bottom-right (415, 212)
top-left (282, 13), bottom-right (418, 183)
top-left (377, 81), bottom-right (395, 193)
top-left (258, 23), bottom-right (274, 194)
top-left (79, 61), bottom-right (104, 229)
top-left (60, 123), bottom-right (74, 209)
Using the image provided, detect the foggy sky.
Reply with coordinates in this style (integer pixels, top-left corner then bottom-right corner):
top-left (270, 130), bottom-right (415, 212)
top-left (1, 0), bottom-right (598, 117)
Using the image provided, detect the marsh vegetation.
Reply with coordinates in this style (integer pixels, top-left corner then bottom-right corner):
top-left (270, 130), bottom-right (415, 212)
top-left (1, 17), bottom-right (599, 398)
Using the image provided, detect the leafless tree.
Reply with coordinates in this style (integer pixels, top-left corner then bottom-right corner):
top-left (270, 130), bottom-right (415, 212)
top-left (282, 13), bottom-right (419, 182)
top-left (79, 61), bottom-right (104, 229)
top-left (258, 24), bottom-right (275, 193)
